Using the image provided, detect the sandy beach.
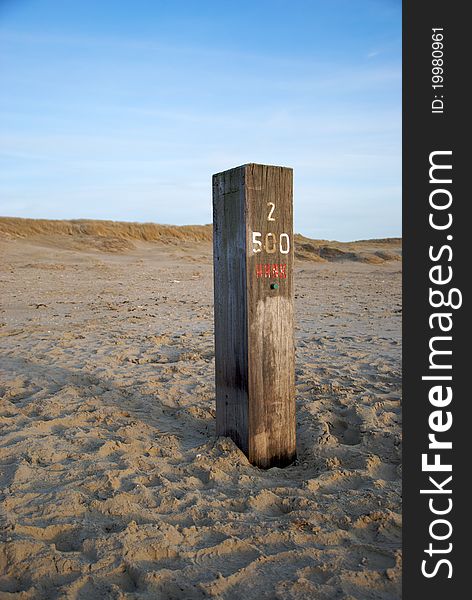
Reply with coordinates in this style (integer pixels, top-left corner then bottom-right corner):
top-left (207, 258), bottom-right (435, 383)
top-left (0, 222), bottom-right (402, 599)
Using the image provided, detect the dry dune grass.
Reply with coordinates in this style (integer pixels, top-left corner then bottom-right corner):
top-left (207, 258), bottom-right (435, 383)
top-left (0, 217), bottom-right (401, 263)
top-left (0, 217), bottom-right (213, 245)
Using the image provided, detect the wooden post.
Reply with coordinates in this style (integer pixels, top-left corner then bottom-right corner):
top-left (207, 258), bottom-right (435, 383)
top-left (212, 163), bottom-right (296, 468)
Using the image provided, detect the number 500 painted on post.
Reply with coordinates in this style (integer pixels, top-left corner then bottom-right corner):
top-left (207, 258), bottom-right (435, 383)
top-left (252, 232), bottom-right (290, 254)
top-left (251, 201), bottom-right (291, 254)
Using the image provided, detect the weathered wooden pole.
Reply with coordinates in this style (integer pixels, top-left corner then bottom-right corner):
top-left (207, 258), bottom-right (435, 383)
top-left (212, 163), bottom-right (296, 468)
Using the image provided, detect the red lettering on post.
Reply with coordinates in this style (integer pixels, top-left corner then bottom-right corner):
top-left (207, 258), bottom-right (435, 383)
top-left (255, 264), bottom-right (288, 279)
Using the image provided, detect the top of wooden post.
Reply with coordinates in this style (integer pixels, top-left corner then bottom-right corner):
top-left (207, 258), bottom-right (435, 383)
top-left (212, 163), bottom-right (293, 177)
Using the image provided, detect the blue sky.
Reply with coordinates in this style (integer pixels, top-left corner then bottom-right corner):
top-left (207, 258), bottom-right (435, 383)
top-left (0, 0), bottom-right (401, 240)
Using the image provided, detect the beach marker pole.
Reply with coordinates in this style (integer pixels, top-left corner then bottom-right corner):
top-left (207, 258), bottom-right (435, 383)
top-left (212, 163), bottom-right (296, 468)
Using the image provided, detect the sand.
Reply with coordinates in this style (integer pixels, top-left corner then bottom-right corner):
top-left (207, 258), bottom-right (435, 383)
top-left (0, 228), bottom-right (402, 599)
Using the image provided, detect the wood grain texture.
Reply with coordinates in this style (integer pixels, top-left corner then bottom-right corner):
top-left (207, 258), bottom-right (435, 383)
top-left (213, 164), bottom-right (296, 468)
top-left (213, 165), bottom-right (249, 454)
top-left (246, 164), bottom-right (295, 468)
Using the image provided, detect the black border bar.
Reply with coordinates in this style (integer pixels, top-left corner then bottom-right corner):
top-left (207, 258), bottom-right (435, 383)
top-left (403, 2), bottom-right (467, 596)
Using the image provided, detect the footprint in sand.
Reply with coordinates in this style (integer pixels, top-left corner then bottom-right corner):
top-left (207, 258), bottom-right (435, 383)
top-left (328, 417), bottom-right (361, 445)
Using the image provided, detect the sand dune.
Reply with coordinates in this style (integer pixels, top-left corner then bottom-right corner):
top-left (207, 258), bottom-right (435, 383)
top-left (0, 228), bottom-right (401, 599)
top-left (0, 218), bottom-right (214, 243)
top-left (0, 217), bottom-right (401, 264)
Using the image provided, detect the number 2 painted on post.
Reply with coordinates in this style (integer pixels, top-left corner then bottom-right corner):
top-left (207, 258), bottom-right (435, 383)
top-left (267, 202), bottom-right (275, 221)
